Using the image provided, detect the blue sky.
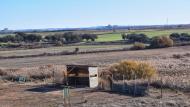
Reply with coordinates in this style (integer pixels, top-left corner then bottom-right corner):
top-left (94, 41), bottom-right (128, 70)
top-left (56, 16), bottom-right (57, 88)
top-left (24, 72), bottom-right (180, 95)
top-left (0, 0), bottom-right (190, 30)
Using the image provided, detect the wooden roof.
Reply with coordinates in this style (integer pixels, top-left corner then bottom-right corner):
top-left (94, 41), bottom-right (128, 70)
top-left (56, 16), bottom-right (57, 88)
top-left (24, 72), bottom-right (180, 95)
top-left (66, 64), bottom-right (98, 68)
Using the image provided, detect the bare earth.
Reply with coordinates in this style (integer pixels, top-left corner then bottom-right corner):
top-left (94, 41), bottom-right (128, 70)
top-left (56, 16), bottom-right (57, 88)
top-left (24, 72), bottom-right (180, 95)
top-left (1, 46), bottom-right (190, 107)
top-left (0, 46), bottom-right (190, 68)
top-left (0, 82), bottom-right (189, 107)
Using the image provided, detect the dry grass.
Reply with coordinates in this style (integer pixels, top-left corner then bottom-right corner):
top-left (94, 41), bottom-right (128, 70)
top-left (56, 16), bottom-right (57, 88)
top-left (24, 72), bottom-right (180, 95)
top-left (131, 42), bottom-right (146, 50)
top-left (0, 65), bottom-right (67, 83)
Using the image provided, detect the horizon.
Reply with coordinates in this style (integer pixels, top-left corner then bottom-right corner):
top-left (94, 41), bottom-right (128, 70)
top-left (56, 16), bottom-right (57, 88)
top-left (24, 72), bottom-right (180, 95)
top-left (2, 23), bottom-right (189, 31)
top-left (1, 0), bottom-right (190, 30)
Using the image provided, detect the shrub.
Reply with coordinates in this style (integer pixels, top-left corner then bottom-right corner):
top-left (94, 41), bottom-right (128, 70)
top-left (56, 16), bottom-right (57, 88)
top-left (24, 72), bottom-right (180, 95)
top-left (63, 32), bottom-right (82, 43)
top-left (44, 34), bottom-right (63, 42)
top-left (0, 35), bottom-right (16, 42)
top-left (170, 33), bottom-right (190, 42)
top-left (81, 34), bottom-right (98, 41)
top-left (121, 33), bottom-right (127, 40)
top-left (55, 41), bottom-right (63, 46)
top-left (109, 60), bottom-right (156, 80)
top-left (25, 34), bottom-right (42, 42)
top-left (15, 32), bottom-right (42, 43)
top-left (125, 33), bottom-right (150, 43)
top-left (131, 42), bottom-right (146, 50)
top-left (150, 36), bottom-right (173, 48)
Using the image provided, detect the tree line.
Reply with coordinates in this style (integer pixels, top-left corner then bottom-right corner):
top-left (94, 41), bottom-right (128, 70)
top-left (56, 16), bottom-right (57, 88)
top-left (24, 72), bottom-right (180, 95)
top-left (122, 32), bottom-right (190, 49)
top-left (0, 32), bottom-right (98, 44)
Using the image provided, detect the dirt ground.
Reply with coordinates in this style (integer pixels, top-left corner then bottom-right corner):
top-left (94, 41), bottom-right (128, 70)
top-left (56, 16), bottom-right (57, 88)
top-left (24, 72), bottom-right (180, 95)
top-left (0, 82), bottom-right (189, 107)
top-left (1, 46), bottom-right (190, 107)
top-left (0, 45), bottom-right (190, 68)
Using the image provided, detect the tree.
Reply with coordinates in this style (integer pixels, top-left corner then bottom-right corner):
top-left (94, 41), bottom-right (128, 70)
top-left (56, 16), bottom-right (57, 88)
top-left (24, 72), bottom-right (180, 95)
top-left (63, 32), bottom-right (82, 43)
top-left (170, 33), bottom-right (190, 42)
top-left (124, 33), bottom-right (150, 43)
top-left (121, 33), bottom-right (127, 40)
top-left (81, 34), bottom-right (98, 41)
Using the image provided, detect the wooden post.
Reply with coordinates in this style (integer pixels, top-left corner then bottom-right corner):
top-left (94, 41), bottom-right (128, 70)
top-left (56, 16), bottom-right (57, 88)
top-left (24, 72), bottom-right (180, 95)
top-left (134, 74), bottom-right (136, 97)
top-left (111, 74), bottom-right (113, 91)
top-left (123, 75), bottom-right (125, 92)
top-left (63, 86), bottom-right (71, 107)
top-left (161, 76), bottom-right (163, 98)
top-left (147, 78), bottom-right (150, 94)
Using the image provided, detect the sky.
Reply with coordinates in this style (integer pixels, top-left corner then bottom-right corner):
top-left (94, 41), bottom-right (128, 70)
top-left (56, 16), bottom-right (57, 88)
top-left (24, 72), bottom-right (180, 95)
top-left (0, 0), bottom-right (190, 30)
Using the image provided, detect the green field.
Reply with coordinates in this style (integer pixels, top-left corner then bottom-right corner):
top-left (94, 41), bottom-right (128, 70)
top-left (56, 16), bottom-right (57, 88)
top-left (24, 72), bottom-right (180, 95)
top-left (97, 29), bottom-right (190, 41)
top-left (96, 33), bottom-right (122, 42)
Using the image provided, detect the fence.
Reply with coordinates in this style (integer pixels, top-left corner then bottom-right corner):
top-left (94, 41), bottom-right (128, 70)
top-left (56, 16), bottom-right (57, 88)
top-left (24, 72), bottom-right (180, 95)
top-left (100, 73), bottom-right (190, 98)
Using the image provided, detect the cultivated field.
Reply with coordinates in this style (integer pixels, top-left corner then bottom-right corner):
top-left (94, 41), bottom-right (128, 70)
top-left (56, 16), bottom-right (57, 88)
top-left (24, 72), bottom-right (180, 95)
top-left (0, 45), bottom-right (128, 57)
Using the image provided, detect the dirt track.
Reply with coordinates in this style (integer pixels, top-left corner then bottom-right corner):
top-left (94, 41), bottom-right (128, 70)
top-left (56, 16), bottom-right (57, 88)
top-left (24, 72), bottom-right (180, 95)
top-left (0, 46), bottom-right (190, 68)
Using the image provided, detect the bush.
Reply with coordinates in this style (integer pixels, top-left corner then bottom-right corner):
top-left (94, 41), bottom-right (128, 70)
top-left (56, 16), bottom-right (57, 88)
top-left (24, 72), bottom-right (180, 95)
top-left (0, 35), bottom-right (16, 42)
top-left (45, 34), bottom-right (64, 43)
top-left (121, 33), bottom-right (127, 40)
top-left (170, 33), bottom-right (190, 42)
top-left (123, 33), bottom-right (150, 43)
top-left (109, 60), bottom-right (156, 80)
top-left (15, 32), bottom-right (42, 43)
top-left (131, 42), bottom-right (146, 50)
top-left (63, 32), bottom-right (82, 43)
top-left (150, 36), bottom-right (173, 48)
top-left (81, 34), bottom-right (98, 41)
top-left (55, 41), bottom-right (63, 46)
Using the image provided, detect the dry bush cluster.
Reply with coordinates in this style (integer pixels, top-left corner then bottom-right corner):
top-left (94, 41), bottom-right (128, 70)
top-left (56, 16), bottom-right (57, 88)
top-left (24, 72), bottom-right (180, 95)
top-left (131, 42), bottom-right (146, 50)
top-left (109, 60), bottom-right (157, 80)
top-left (150, 36), bottom-right (174, 48)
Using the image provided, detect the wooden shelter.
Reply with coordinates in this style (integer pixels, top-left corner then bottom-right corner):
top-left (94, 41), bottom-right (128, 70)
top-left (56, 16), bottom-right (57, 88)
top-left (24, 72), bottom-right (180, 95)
top-left (66, 65), bottom-right (98, 88)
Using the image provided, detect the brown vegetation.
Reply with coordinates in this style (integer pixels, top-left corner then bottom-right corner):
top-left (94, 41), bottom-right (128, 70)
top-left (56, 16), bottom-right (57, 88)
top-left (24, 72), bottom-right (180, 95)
top-left (109, 60), bottom-right (156, 80)
top-left (150, 36), bottom-right (174, 48)
top-left (0, 65), bottom-right (66, 83)
top-left (131, 42), bottom-right (146, 50)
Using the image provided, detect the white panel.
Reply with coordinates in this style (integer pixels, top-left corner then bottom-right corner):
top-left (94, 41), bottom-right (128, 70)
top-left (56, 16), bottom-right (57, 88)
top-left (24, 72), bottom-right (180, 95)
top-left (88, 67), bottom-right (98, 88)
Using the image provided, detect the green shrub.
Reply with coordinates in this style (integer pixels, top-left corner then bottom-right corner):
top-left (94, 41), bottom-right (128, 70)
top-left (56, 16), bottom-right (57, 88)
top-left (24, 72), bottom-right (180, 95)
top-left (109, 60), bottom-right (156, 80)
top-left (131, 42), bottom-right (146, 50)
top-left (170, 33), bottom-right (190, 42)
top-left (150, 36), bottom-right (173, 48)
top-left (123, 33), bottom-right (150, 43)
top-left (81, 34), bottom-right (98, 41)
